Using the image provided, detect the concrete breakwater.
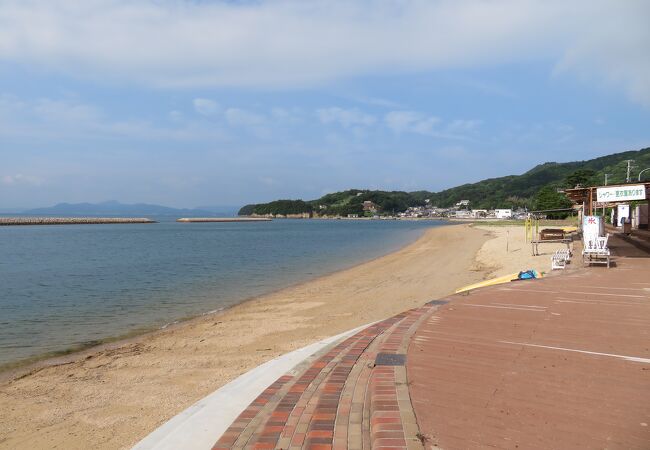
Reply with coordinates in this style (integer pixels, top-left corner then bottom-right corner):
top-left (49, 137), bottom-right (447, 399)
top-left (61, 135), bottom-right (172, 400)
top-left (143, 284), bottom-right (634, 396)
top-left (177, 217), bottom-right (272, 223)
top-left (0, 217), bottom-right (156, 226)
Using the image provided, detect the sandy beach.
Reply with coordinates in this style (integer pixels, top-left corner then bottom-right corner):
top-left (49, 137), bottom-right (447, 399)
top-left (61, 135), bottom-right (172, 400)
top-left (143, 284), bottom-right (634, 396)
top-left (0, 223), bottom-right (561, 449)
top-left (473, 224), bottom-right (572, 278)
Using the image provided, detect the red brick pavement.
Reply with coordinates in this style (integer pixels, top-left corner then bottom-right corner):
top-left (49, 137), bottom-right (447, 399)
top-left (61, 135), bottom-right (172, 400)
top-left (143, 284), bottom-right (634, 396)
top-left (212, 309), bottom-right (432, 450)
top-left (408, 235), bottom-right (650, 449)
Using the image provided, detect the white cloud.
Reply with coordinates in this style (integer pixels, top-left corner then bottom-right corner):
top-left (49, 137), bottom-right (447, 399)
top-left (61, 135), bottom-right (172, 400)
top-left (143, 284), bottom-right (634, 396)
top-left (0, 95), bottom-right (227, 141)
top-left (225, 108), bottom-right (266, 127)
top-left (32, 98), bottom-right (101, 124)
top-left (168, 110), bottom-right (183, 121)
top-left (317, 107), bottom-right (376, 128)
top-left (553, 1), bottom-right (650, 106)
top-left (385, 111), bottom-right (419, 133)
top-left (384, 111), bottom-right (440, 135)
top-left (451, 77), bottom-right (516, 98)
top-left (259, 176), bottom-right (279, 186)
top-left (2, 174), bottom-right (43, 186)
top-left (0, 94), bottom-right (303, 141)
top-left (193, 98), bottom-right (220, 115)
top-left (346, 95), bottom-right (402, 108)
top-left (384, 111), bottom-right (483, 140)
top-left (447, 119), bottom-right (482, 132)
top-left (0, 1), bottom-right (647, 105)
top-left (270, 107), bottom-right (303, 124)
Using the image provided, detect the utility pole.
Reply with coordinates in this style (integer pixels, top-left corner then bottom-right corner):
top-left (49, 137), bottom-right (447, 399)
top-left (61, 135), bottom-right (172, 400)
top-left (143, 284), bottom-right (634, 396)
top-left (624, 160), bottom-right (635, 183)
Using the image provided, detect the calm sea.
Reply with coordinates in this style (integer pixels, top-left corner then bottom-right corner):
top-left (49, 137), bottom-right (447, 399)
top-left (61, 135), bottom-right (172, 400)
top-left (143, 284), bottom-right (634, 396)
top-left (0, 218), bottom-right (448, 367)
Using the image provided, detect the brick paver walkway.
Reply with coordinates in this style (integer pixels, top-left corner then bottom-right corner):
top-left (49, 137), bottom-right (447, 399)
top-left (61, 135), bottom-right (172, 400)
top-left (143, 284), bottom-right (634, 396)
top-left (212, 307), bottom-right (436, 450)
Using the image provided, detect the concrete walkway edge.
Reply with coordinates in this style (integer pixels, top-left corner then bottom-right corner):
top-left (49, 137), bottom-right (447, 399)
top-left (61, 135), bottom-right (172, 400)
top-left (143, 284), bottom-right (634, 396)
top-left (132, 323), bottom-right (373, 450)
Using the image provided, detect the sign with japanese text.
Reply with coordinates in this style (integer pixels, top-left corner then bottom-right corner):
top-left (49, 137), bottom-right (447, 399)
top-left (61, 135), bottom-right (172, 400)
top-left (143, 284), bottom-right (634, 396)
top-left (582, 215), bottom-right (603, 238)
top-left (596, 185), bottom-right (646, 203)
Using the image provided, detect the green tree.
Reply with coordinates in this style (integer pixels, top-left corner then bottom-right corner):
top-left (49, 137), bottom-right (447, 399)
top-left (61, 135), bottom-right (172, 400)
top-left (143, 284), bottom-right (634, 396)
top-left (238, 204), bottom-right (256, 216)
top-left (565, 169), bottom-right (596, 188)
top-left (253, 200), bottom-right (313, 215)
top-left (534, 186), bottom-right (572, 218)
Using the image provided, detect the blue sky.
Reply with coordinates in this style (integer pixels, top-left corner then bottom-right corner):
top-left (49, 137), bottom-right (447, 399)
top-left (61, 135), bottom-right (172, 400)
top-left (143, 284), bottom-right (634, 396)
top-left (1, 0), bottom-right (649, 209)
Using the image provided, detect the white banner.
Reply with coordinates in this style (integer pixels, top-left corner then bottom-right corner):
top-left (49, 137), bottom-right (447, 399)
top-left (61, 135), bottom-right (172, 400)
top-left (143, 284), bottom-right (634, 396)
top-left (582, 215), bottom-right (603, 238)
top-left (596, 185), bottom-right (646, 203)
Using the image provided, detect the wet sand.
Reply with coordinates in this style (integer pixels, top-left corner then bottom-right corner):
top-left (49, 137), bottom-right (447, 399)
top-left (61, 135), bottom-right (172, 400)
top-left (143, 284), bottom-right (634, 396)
top-left (0, 224), bottom-right (536, 449)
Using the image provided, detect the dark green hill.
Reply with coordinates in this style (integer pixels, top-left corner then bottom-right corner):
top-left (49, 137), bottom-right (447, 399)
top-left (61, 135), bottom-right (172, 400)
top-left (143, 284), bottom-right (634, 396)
top-left (239, 146), bottom-right (650, 215)
top-left (426, 147), bottom-right (650, 209)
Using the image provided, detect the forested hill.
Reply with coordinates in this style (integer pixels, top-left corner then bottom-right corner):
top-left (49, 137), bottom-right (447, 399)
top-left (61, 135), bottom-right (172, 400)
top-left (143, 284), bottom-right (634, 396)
top-left (238, 146), bottom-right (650, 216)
top-left (427, 147), bottom-right (650, 209)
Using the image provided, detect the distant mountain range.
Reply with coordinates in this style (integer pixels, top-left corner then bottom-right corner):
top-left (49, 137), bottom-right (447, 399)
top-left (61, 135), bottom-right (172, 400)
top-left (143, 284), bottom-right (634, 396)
top-left (22, 201), bottom-right (239, 217)
top-left (239, 146), bottom-right (650, 215)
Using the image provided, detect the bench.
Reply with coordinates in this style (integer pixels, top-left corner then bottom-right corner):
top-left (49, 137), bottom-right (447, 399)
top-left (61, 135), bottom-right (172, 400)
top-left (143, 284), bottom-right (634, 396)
top-left (531, 238), bottom-right (572, 256)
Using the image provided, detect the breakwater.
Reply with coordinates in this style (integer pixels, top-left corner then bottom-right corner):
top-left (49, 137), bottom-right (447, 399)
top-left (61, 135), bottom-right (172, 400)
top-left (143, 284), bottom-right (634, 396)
top-left (0, 217), bottom-right (156, 226)
top-left (177, 217), bottom-right (272, 222)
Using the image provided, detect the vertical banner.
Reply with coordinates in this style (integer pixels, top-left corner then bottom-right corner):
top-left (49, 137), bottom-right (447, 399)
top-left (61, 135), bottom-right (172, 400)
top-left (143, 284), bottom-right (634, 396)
top-left (582, 215), bottom-right (603, 238)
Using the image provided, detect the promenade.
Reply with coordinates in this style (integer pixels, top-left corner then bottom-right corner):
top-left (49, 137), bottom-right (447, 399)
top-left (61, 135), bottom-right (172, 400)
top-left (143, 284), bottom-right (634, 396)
top-left (141, 234), bottom-right (650, 449)
top-left (408, 235), bottom-right (650, 449)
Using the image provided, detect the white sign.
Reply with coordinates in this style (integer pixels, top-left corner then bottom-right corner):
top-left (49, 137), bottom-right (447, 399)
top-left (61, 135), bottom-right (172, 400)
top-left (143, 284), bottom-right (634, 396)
top-left (596, 185), bottom-right (646, 203)
top-left (582, 215), bottom-right (603, 238)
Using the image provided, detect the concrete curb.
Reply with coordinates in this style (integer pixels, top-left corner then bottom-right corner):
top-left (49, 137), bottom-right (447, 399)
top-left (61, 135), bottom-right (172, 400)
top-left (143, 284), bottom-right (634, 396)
top-left (132, 323), bottom-right (372, 450)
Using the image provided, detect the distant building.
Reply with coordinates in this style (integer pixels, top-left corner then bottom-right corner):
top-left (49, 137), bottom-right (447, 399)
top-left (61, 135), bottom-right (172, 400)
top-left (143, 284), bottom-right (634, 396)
top-left (455, 200), bottom-right (470, 208)
top-left (362, 201), bottom-right (378, 212)
top-left (454, 210), bottom-right (473, 219)
top-left (495, 209), bottom-right (513, 219)
top-left (472, 209), bottom-right (488, 218)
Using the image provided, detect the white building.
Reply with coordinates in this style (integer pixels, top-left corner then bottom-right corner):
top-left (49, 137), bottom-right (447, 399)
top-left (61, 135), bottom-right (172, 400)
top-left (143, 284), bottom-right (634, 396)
top-left (495, 209), bottom-right (513, 219)
top-left (454, 210), bottom-right (473, 219)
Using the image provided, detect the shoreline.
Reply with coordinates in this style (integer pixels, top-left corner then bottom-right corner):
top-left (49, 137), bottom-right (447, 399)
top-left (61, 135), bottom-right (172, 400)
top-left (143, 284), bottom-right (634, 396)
top-left (0, 225), bottom-right (432, 378)
top-left (0, 224), bottom-right (492, 449)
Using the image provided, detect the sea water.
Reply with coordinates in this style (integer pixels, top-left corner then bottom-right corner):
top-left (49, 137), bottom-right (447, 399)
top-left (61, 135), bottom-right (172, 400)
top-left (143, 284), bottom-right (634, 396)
top-left (0, 218), bottom-right (448, 367)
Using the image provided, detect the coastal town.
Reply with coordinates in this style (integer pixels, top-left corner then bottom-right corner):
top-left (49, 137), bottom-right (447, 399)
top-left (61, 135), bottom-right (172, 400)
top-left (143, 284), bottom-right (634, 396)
top-left (343, 199), bottom-right (524, 220)
top-left (398, 200), bottom-right (523, 219)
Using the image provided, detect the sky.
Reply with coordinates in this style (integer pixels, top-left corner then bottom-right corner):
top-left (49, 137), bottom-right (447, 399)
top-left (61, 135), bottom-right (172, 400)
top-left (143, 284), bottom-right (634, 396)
top-left (1, 0), bottom-right (649, 209)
